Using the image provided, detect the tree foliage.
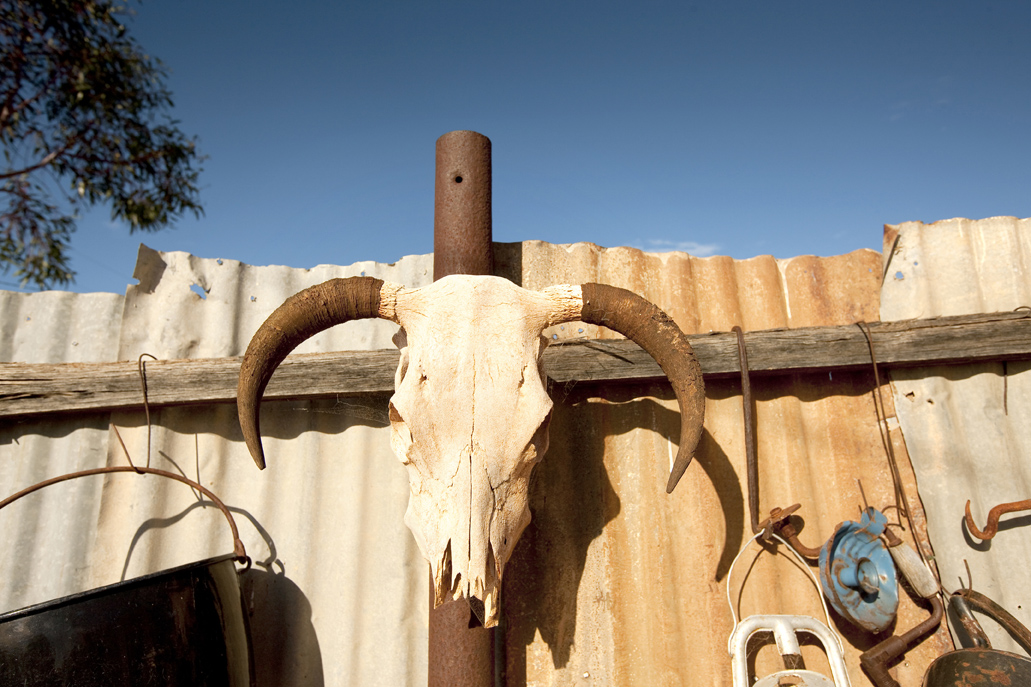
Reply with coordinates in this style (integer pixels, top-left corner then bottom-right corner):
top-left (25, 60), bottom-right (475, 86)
top-left (1, 0), bottom-right (203, 288)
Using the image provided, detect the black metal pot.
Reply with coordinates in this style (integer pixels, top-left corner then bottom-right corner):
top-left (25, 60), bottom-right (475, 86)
top-left (924, 647), bottom-right (1031, 686)
top-left (0, 467), bottom-right (252, 686)
top-left (923, 589), bottom-right (1031, 687)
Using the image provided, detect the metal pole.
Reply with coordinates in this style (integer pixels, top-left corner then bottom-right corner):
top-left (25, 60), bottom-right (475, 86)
top-left (427, 129), bottom-right (495, 687)
top-left (433, 130), bottom-right (493, 280)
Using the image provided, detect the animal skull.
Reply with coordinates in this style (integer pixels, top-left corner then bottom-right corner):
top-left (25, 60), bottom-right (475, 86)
top-left (238, 274), bottom-right (704, 627)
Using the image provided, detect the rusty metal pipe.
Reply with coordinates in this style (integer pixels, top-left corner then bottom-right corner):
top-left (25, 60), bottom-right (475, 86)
top-left (964, 498), bottom-right (1031, 541)
top-left (433, 130), bottom-right (493, 281)
top-left (428, 130), bottom-right (495, 687)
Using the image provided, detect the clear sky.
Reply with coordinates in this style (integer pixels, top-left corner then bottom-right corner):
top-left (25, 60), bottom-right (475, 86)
top-left (15, 0), bottom-right (1031, 294)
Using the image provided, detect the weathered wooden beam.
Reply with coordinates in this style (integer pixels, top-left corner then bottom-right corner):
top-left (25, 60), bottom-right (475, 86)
top-left (2, 311), bottom-right (1030, 419)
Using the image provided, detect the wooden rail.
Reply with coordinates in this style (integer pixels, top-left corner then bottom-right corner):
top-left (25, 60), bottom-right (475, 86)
top-left (2, 311), bottom-right (1030, 419)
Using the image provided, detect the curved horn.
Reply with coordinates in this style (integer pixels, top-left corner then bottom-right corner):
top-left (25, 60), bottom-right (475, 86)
top-left (577, 283), bottom-right (705, 494)
top-left (237, 276), bottom-right (393, 469)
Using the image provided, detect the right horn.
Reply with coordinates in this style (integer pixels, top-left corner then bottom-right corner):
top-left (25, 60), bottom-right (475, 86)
top-left (237, 276), bottom-right (396, 470)
top-left (578, 283), bottom-right (705, 493)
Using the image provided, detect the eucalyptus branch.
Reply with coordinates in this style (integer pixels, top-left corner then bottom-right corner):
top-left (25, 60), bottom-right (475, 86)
top-left (2, 70), bottom-right (60, 127)
top-left (0, 136), bottom-right (78, 179)
top-left (68, 147), bottom-right (166, 167)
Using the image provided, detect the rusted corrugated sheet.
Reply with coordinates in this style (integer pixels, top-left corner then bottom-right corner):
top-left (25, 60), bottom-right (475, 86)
top-left (1, 241), bottom-right (949, 686)
top-left (499, 242), bottom-right (949, 686)
top-left (882, 216), bottom-right (1031, 654)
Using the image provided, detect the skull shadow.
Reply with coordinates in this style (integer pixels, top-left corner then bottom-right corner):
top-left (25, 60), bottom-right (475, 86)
top-left (501, 381), bottom-right (741, 683)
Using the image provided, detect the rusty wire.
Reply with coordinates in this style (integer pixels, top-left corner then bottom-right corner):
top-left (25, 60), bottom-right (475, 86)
top-left (733, 326), bottom-right (760, 535)
top-left (961, 558), bottom-right (973, 591)
top-left (857, 323), bottom-right (908, 517)
top-left (0, 466), bottom-right (248, 563)
top-left (857, 477), bottom-right (870, 513)
top-left (856, 321), bottom-right (935, 575)
top-left (113, 424), bottom-right (141, 474)
top-left (1003, 360), bottom-right (1009, 416)
top-left (1002, 307), bottom-right (1031, 415)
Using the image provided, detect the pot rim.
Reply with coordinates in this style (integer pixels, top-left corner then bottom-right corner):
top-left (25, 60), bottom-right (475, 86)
top-left (0, 552), bottom-right (241, 624)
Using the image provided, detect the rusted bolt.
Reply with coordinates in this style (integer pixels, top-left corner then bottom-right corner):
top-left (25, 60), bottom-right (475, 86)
top-left (764, 505), bottom-right (823, 560)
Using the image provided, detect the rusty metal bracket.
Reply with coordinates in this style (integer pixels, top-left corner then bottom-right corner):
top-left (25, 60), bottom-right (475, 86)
top-left (769, 509), bottom-right (824, 560)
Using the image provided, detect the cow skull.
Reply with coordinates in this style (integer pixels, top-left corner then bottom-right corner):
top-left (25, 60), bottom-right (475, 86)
top-left (237, 274), bottom-right (704, 627)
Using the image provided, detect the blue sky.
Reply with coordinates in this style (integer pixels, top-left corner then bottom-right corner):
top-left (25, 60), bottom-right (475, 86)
top-left (17, 1), bottom-right (1031, 294)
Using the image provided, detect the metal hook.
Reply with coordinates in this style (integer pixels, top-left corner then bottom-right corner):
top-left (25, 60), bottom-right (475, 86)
top-left (964, 498), bottom-right (1031, 541)
top-left (137, 353), bottom-right (158, 469)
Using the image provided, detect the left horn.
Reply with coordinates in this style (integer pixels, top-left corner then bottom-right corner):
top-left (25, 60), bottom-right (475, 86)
top-left (237, 276), bottom-right (394, 469)
top-left (574, 283), bottom-right (705, 493)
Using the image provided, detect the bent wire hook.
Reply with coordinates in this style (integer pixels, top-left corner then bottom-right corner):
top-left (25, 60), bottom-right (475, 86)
top-left (965, 498), bottom-right (1031, 541)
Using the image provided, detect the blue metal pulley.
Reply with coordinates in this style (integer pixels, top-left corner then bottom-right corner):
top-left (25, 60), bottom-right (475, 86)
top-left (818, 507), bottom-right (899, 633)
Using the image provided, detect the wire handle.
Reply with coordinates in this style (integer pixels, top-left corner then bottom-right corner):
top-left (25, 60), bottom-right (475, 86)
top-left (0, 467), bottom-right (249, 566)
top-left (725, 531), bottom-right (840, 656)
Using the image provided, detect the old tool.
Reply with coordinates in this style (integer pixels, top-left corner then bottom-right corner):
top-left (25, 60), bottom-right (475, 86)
top-left (727, 532), bottom-right (852, 687)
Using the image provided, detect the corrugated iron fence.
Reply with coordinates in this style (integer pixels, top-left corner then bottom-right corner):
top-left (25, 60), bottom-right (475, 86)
top-left (2, 219), bottom-right (1029, 685)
